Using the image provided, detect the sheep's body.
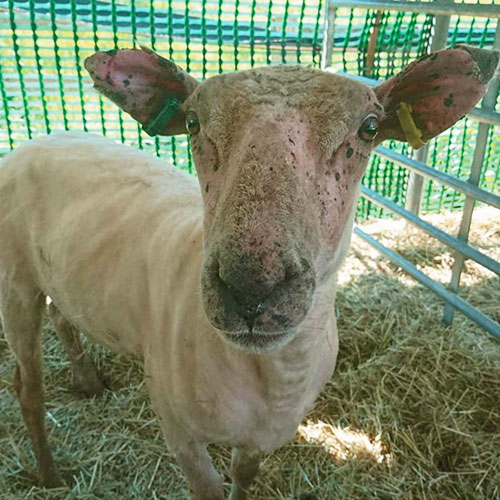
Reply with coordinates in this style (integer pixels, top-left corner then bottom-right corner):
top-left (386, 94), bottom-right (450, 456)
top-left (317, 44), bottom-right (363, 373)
top-left (1, 133), bottom-right (201, 357)
top-left (0, 132), bottom-right (338, 498)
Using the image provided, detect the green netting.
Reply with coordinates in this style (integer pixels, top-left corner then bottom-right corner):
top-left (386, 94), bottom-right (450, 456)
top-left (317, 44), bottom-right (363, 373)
top-left (0, 0), bottom-right (499, 219)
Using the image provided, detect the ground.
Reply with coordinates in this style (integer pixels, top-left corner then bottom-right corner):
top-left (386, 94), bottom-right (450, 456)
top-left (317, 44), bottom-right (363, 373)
top-left (1, 207), bottom-right (499, 500)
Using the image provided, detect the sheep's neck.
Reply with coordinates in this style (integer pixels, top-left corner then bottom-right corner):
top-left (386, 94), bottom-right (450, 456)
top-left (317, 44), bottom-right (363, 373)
top-left (217, 277), bottom-right (339, 417)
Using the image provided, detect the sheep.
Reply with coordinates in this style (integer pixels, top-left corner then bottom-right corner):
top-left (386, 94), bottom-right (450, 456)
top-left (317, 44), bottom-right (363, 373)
top-left (0, 44), bottom-right (497, 500)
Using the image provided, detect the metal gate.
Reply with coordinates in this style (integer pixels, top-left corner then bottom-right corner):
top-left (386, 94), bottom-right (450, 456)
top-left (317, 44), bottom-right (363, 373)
top-left (322, 0), bottom-right (500, 339)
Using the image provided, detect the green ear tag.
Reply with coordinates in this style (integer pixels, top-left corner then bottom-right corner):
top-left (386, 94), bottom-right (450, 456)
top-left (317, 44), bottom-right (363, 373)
top-left (142, 97), bottom-right (180, 137)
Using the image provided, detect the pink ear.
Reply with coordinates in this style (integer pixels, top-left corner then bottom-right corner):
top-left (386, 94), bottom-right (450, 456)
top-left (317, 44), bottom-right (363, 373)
top-left (375, 45), bottom-right (499, 146)
top-left (85, 47), bottom-right (199, 136)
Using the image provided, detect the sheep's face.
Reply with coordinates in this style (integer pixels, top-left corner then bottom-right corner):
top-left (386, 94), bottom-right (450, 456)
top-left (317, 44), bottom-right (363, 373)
top-left (85, 45), bottom-right (498, 352)
top-left (185, 67), bottom-right (380, 351)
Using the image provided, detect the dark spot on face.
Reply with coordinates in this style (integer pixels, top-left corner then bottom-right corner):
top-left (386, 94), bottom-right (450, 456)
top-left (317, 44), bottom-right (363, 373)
top-left (106, 49), bottom-right (117, 56)
top-left (444, 97), bottom-right (453, 107)
top-left (430, 73), bottom-right (440, 79)
top-left (213, 163), bottom-right (219, 172)
top-left (335, 172), bottom-right (340, 181)
top-left (157, 57), bottom-right (177, 70)
top-left (346, 147), bottom-right (354, 158)
top-left (433, 85), bottom-right (440, 91)
top-left (178, 73), bottom-right (185, 81)
top-left (288, 137), bottom-right (295, 146)
top-left (205, 183), bottom-right (210, 193)
top-left (271, 313), bottom-right (289, 326)
top-left (430, 53), bottom-right (438, 61)
top-left (128, 74), bottom-right (133, 79)
top-left (122, 79), bottom-right (130, 87)
top-left (466, 71), bottom-right (473, 76)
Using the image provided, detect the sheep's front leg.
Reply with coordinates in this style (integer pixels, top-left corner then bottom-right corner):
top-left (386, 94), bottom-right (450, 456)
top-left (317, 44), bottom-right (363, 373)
top-left (229, 447), bottom-right (261, 500)
top-left (145, 360), bottom-right (224, 499)
top-left (172, 443), bottom-right (225, 500)
top-left (1, 285), bottom-right (62, 487)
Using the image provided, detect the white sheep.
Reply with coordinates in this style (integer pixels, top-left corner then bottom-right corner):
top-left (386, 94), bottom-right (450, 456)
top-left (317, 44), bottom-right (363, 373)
top-left (0, 45), bottom-right (497, 500)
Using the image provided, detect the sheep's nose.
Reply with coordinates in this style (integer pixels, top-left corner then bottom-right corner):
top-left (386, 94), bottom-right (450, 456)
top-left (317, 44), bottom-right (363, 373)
top-left (218, 270), bottom-right (277, 331)
top-left (217, 256), bottom-right (291, 330)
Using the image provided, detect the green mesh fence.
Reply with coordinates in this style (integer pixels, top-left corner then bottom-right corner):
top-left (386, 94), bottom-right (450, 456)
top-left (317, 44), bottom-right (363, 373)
top-left (0, 0), bottom-right (499, 218)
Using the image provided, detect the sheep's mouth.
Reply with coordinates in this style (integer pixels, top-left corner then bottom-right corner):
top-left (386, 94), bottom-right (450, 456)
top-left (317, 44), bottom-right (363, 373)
top-left (201, 263), bottom-right (315, 346)
top-left (220, 328), bottom-right (297, 353)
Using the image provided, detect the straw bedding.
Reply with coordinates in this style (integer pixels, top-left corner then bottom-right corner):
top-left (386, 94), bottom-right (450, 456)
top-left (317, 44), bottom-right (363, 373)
top-left (1, 207), bottom-right (499, 500)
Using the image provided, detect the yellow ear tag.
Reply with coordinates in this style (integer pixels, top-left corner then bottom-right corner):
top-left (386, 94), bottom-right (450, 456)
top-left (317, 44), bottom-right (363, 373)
top-left (396, 102), bottom-right (427, 149)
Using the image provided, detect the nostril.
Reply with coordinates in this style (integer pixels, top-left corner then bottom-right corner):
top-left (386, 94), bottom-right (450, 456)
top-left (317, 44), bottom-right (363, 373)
top-left (285, 257), bottom-right (310, 281)
top-left (217, 268), bottom-right (271, 325)
top-left (218, 266), bottom-right (275, 305)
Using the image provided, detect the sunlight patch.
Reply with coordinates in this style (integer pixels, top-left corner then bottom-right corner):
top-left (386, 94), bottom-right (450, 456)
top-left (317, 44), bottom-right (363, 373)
top-left (297, 420), bottom-right (392, 464)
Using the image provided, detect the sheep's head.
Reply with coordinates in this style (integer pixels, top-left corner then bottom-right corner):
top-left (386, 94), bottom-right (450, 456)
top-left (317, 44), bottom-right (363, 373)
top-left (86, 46), bottom-right (498, 352)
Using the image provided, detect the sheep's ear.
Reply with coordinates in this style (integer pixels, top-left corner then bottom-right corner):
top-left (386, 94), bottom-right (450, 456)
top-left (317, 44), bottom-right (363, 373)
top-left (374, 45), bottom-right (499, 148)
top-left (85, 47), bottom-right (199, 136)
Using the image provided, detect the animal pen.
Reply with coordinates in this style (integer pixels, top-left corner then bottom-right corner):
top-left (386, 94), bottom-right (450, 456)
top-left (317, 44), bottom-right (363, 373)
top-left (0, 0), bottom-right (499, 499)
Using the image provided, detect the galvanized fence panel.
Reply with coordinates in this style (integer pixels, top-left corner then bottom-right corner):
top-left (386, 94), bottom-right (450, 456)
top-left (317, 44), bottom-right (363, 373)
top-left (323, 0), bottom-right (500, 339)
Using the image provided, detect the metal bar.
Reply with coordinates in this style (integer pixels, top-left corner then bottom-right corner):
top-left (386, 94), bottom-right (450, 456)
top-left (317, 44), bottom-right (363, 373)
top-left (375, 146), bottom-right (500, 209)
top-left (443, 20), bottom-right (500, 325)
top-left (321, 1), bottom-right (336, 69)
top-left (330, 0), bottom-right (500, 18)
top-left (360, 186), bottom-right (500, 276)
top-left (364, 11), bottom-right (382, 77)
top-left (405, 144), bottom-right (428, 214)
top-left (430, 0), bottom-right (453, 49)
top-left (353, 228), bottom-right (500, 340)
top-left (468, 107), bottom-right (500, 126)
top-left (334, 72), bottom-right (500, 126)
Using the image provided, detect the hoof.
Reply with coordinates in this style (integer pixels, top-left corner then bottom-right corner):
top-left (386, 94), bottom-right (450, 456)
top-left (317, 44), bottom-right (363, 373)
top-left (298, 493), bottom-right (317, 500)
top-left (40, 471), bottom-right (65, 489)
top-left (73, 373), bottom-right (106, 397)
top-left (73, 359), bottom-right (106, 397)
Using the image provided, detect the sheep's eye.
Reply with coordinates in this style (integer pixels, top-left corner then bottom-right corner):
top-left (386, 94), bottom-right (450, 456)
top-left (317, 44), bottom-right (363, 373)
top-left (358, 114), bottom-right (379, 142)
top-left (186, 111), bottom-right (200, 135)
